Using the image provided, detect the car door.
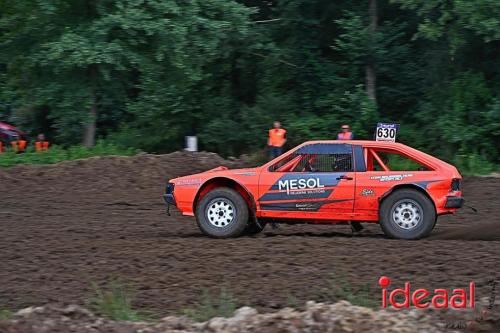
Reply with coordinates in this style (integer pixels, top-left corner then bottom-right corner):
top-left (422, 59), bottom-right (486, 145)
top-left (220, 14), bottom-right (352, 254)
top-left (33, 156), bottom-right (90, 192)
top-left (257, 143), bottom-right (356, 219)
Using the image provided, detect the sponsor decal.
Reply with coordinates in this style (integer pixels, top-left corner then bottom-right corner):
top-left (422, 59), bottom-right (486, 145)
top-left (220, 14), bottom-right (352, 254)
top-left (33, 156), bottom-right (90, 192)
top-left (370, 174), bottom-right (413, 182)
top-left (414, 180), bottom-right (442, 189)
top-left (361, 188), bottom-right (375, 196)
top-left (259, 189), bottom-right (333, 202)
top-left (175, 178), bottom-right (202, 186)
top-left (260, 199), bottom-right (351, 211)
top-left (278, 177), bottom-right (325, 195)
top-left (233, 171), bottom-right (256, 176)
top-left (260, 173), bottom-right (342, 202)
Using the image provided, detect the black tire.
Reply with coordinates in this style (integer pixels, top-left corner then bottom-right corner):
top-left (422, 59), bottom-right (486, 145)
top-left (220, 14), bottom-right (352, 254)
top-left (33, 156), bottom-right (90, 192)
top-left (196, 187), bottom-right (249, 238)
top-left (379, 189), bottom-right (436, 240)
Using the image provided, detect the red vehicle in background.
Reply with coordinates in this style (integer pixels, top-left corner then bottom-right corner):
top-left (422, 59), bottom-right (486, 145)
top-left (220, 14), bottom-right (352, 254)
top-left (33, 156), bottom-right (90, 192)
top-left (0, 121), bottom-right (27, 144)
top-left (164, 140), bottom-right (464, 240)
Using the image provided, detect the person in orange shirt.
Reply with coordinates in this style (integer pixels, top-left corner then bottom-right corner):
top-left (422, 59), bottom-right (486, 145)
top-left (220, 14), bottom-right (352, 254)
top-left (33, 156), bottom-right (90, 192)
top-left (337, 124), bottom-right (354, 140)
top-left (11, 136), bottom-right (27, 153)
top-left (35, 133), bottom-right (50, 152)
top-left (268, 121), bottom-right (287, 159)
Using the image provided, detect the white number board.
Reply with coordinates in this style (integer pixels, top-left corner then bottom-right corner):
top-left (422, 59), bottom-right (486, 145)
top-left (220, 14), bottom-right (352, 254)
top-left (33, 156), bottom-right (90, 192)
top-left (375, 123), bottom-right (399, 142)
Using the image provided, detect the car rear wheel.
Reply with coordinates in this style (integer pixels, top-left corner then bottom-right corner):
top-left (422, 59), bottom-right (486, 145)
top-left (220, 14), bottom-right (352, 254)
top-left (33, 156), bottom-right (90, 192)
top-left (196, 187), bottom-right (249, 238)
top-left (379, 189), bottom-right (436, 240)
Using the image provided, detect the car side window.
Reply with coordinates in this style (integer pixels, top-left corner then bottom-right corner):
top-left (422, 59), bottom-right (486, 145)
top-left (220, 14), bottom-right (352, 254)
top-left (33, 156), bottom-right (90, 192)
top-left (310, 153), bottom-right (353, 172)
top-left (270, 144), bottom-right (353, 172)
top-left (365, 148), bottom-right (433, 172)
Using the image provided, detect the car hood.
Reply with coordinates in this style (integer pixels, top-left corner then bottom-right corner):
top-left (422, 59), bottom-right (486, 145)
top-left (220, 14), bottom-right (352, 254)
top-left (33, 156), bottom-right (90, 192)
top-left (170, 167), bottom-right (259, 183)
top-left (203, 167), bottom-right (258, 175)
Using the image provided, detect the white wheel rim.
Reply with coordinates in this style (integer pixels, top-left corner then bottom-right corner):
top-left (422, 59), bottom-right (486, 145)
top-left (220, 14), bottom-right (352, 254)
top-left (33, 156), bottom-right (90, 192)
top-left (391, 199), bottom-right (422, 230)
top-left (206, 198), bottom-right (236, 228)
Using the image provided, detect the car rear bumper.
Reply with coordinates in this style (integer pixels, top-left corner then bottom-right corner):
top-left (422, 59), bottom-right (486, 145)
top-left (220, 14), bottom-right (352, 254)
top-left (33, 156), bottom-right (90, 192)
top-left (444, 196), bottom-right (464, 208)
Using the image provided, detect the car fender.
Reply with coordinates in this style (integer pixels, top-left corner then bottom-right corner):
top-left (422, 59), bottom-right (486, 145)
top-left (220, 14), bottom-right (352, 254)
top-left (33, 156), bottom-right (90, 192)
top-left (379, 183), bottom-right (437, 212)
top-left (193, 176), bottom-right (257, 214)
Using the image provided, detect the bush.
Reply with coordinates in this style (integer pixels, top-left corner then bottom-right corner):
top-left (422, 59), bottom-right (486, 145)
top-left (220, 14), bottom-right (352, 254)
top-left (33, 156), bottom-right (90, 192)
top-left (0, 141), bottom-right (138, 167)
top-left (0, 309), bottom-right (12, 321)
top-left (87, 281), bottom-right (148, 322)
top-left (322, 274), bottom-right (378, 308)
top-left (182, 287), bottom-right (238, 322)
top-left (453, 153), bottom-right (499, 176)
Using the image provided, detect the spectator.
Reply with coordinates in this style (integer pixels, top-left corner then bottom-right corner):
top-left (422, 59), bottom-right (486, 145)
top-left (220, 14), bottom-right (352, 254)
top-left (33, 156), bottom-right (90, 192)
top-left (268, 121), bottom-right (286, 159)
top-left (35, 133), bottom-right (50, 152)
top-left (337, 124), bottom-right (354, 140)
top-left (10, 135), bottom-right (27, 153)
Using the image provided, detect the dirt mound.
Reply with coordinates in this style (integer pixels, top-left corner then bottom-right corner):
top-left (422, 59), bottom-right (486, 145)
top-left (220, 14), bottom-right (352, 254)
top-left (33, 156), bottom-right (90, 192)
top-left (0, 153), bottom-right (499, 330)
top-left (0, 151), bottom-right (247, 205)
top-left (0, 302), bottom-right (449, 333)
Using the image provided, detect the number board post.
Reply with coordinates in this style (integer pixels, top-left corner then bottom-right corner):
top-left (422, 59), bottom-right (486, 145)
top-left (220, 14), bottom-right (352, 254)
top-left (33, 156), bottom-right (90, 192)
top-left (375, 123), bottom-right (399, 142)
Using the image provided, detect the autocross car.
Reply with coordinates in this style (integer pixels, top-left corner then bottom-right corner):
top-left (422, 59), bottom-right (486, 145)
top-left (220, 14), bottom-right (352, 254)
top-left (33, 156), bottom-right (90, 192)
top-left (163, 140), bottom-right (464, 240)
top-left (0, 121), bottom-right (27, 144)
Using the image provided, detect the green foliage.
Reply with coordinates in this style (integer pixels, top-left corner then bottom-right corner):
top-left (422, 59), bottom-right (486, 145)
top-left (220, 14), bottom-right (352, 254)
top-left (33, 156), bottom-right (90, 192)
top-left (182, 287), bottom-right (238, 322)
top-left (453, 153), bottom-right (499, 176)
top-left (0, 309), bottom-right (12, 321)
top-left (0, 0), bottom-right (498, 170)
top-left (324, 274), bottom-right (378, 309)
top-left (285, 293), bottom-right (301, 309)
top-left (0, 141), bottom-right (137, 167)
top-left (392, 0), bottom-right (500, 46)
top-left (88, 281), bottom-right (147, 322)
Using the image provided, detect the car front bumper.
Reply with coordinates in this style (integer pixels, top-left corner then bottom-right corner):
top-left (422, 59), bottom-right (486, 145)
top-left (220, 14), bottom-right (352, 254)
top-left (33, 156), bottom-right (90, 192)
top-left (163, 182), bottom-right (177, 215)
top-left (163, 193), bottom-right (176, 206)
top-left (444, 196), bottom-right (464, 208)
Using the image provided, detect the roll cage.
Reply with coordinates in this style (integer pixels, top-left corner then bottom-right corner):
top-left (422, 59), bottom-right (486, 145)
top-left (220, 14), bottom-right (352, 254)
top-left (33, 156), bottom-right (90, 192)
top-left (266, 141), bottom-right (436, 174)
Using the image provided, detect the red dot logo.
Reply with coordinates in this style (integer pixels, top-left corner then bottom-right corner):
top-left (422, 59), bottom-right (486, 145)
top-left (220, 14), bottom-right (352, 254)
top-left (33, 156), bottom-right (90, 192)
top-left (379, 276), bottom-right (391, 288)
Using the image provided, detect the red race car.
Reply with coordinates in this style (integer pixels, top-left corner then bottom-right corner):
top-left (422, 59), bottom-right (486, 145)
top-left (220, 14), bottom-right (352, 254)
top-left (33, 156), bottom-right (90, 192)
top-left (164, 140), bottom-right (463, 239)
top-left (0, 121), bottom-right (27, 144)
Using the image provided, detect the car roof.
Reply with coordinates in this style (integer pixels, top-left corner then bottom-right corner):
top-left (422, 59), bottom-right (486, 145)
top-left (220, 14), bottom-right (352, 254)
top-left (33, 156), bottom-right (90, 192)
top-left (296, 140), bottom-right (457, 170)
top-left (261, 139), bottom-right (459, 176)
top-left (298, 140), bottom-right (408, 149)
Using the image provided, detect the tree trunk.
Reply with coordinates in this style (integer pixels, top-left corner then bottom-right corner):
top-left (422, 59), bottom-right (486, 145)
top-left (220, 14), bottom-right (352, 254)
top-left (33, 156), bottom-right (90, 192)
top-left (83, 64), bottom-right (98, 148)
top-left (366, 0), bottom-right (377, 102)
top-left (83, 92), bottom-right (97, 148)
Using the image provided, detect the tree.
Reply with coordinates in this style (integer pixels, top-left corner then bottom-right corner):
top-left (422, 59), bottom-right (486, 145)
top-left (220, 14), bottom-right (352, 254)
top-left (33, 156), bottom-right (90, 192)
top-left (366, 0), bottom-right (378, 102)
top-left (0, 0), bottom-right (498, 167)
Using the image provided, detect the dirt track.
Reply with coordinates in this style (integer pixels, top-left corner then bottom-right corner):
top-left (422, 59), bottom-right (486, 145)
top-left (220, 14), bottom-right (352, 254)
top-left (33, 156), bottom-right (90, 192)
top-left (0, 152), bottom-right (499, 323)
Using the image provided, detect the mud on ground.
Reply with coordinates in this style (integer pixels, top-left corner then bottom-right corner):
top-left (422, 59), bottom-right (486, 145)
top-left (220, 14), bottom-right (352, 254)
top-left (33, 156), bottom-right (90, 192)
top-left (0, 152), bottom-right (499, 330)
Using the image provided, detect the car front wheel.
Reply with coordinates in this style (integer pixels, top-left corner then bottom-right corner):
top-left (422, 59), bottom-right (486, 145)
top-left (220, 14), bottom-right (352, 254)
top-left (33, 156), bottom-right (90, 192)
top-left (196, 187), bottom-right (249, 238)
top-left (379, 189), bottom-right (436, 240)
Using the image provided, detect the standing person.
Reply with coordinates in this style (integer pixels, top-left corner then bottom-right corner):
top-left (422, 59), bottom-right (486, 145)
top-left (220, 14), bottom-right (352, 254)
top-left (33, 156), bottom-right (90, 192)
top-left (337, 124), bottom-right (354, 140)
top-left (268, 121), bottom-right (287, 159)
top-left (35, 133), bottom-right (50, 152)
top-left (10, 135), bottom-right (27, 153)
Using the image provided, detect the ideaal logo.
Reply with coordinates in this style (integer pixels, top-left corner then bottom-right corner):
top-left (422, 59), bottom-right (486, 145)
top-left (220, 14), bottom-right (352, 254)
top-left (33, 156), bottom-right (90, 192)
top-left (445, 279), bottom-right (497, 330)
top-left (378, 276), bottom-right (497, 330)
top-left (278, 178), bottom-right (325, 195)
top-left (379, 276), bottom-right (475, 309)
